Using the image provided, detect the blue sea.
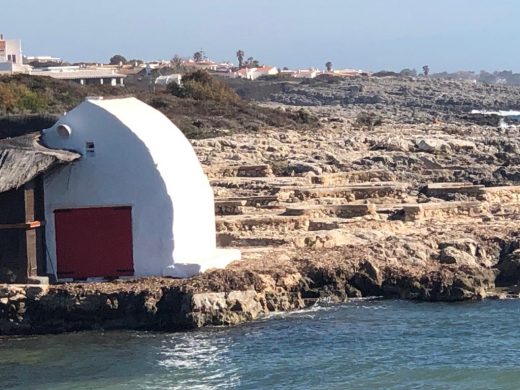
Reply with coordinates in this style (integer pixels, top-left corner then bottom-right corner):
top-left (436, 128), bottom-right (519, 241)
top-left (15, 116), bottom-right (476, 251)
top-left (2, 299), bottom-right (520, 389)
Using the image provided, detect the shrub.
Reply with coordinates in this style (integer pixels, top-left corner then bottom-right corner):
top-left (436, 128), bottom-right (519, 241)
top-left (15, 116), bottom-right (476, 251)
top-left (291, 108), bottom-right (318, 125)
top-left (0, 82), bottom-right (48, 114)
top-left (19, 90), bottom-right (48, 112)
top-left (168, 70), bottom-right (240, 103)
top-left (354, 112), bottom-right (383, 130)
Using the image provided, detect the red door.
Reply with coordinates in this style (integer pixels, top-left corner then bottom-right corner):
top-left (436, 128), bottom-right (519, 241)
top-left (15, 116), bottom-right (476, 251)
top-left (55, 206), bottom-right (134, 279)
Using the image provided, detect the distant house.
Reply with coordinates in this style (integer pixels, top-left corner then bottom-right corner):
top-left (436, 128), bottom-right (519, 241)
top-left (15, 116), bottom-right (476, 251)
top-left (0, 97), bottom-right (240, 283)
top-left (155, 74), bottom-right (182, 86)
top-left (330, 69), bottom-right (365, 77)
top-left (232, 67), bottom-right (255, 80)
top-left (253, 66), bottom-right (279, 79)
top-left (232, 66), bottom-right (278, 80)
top-left (31, 66), bottom-right (126, 86)
top-left (25, 56), bottom-right (63, 66)
top-left (292, 69), bottom-right (320, 79)
top-left (183, 59), bottom-right (218, 71)
top-left (0, 35), bottom-right (30, 74)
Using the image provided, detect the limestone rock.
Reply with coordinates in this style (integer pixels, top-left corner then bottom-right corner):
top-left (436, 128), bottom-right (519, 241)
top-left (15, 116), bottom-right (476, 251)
top-left (416, 138), bottom-right (452, 153)
top-left (438, 246), bottom-right (478, 267)
top-left (496, 249), bottom-right (520, 286)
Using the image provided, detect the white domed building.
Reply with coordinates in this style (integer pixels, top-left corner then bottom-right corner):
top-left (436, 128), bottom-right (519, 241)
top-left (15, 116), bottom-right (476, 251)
top-left (42, 96), bottom-right (239, 280)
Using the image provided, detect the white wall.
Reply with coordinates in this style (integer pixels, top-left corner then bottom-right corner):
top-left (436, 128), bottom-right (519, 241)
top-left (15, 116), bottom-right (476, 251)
top-left (1, 39), bottom-right (22, 64)
top-left (43, 97), bottom-right (237, 278)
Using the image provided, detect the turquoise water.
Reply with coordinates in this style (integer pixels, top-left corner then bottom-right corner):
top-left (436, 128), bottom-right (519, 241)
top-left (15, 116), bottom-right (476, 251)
top-left (2, 299), bottom-right (520, 389)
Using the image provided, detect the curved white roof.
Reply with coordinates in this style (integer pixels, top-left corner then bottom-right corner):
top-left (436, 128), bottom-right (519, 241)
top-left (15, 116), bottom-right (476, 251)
top-left (43, 97), bottom-right (238, 278)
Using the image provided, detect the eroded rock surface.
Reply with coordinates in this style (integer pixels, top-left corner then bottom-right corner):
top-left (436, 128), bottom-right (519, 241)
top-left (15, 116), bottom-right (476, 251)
top-left (3, 76), bottom-right (520, 334)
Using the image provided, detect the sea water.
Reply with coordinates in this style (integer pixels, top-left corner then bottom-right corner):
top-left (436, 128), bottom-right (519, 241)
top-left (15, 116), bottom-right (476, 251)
top-left (2, 299), bottom-right (520, 389)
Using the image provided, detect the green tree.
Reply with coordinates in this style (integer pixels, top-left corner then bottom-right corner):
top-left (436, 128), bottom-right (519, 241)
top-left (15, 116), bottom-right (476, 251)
top-left (19, 90), bottom-right (47, 112)
top-left (171, 54), bottom-right (182, 67)
top-left (423, 65), bottom-right (430, 77)
top-left (236, 49), bottom-right (245, 68)
top-left (127, 59), bottom-right (144, 66)
top-left (193, 51), bottom-right (204, 62)
top-left (109, 54), bottom-right (127, 65)
top-left (325, 61), bottom-right (333, 72)
top-left (0, 83), bottom-right (48, 113)
top-left (0, 83), bottom-right (19, 113)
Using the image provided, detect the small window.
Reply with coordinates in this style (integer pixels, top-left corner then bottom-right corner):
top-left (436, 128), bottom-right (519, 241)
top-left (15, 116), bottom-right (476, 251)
top-left (85, 141), bottom-right (95, 157)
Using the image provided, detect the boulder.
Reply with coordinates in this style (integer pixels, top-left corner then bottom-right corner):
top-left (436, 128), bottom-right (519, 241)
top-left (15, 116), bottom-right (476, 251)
top-left (496, 249), bottom-right (520, 286)
top-left (438, 246), bottom-right (478, 267)
top-left (448, 139), bottom-right (477, 151)
top-left (416, 138), bottom-right (452, 153)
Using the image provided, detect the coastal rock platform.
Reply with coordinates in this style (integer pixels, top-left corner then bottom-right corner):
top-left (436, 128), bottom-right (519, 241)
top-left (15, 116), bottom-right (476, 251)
top-left (4, 76), bottom-right (520, 335)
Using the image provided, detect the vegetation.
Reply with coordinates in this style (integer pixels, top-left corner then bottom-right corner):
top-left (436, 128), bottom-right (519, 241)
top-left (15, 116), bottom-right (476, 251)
top-left (400, 68), bottom-right (417, 77)
top-left (127, 59), bottom-right (144, 66)
top-left (423, 65), bottom-right (430, 77)
top-left (354, 112), bottom-right (383, 130)
top-left (245, 57), bottom-right (260, 68)
top-left (0, 73), bottom-right (319, 140)
top-left (193, 51), bottom-right (204, 62)
top-left (0, 74), bottom-right (125, 115)
top-left (0, 81), bottom-right (48, 114)
top-left (149, 93), bottom-right (318, 139)
top-left (325, 61), bottom-right (333, 72)
top-left (168, 70), bottom-right (241, 103)
top-left (236, 50), bottom-right (245, 68)
top-left (110, 55), bottom-right (127, 65)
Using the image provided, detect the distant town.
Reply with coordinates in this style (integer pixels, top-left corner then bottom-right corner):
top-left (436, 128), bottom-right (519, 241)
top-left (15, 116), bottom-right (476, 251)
top-left (3, 35), bottom-right (520, 88)
top-left (0, 35), bottom-right (367, 88)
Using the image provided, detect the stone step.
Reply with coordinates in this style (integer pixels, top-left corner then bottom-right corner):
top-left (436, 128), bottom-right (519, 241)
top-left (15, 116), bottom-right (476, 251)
top-left (481, 186), bottom-right (520, 203)
top-left (403, 201), bottom-right (483, 222)
top-left (276, 182), bottom-right (408, 201)
top-left (215, 200), bottom-right (247, 215)
top-left (217, 233), bottom-right (289, 247)
top-left (215, 215), bottom-right (310, 233)
top-left (210, 176), bottom-right (309, 191)
top-left (311, 170), bottom-right (396, 185)
top-left (284, 204), bottom-right (376, 219)
top-left (426, 182), bottom-right (484, 199)
top-left (206, 164), bottom-right (273, 179)
top-left (216, 195), bottom-right (279, 207)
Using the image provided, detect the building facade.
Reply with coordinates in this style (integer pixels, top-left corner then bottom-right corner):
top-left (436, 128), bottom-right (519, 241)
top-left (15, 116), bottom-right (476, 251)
top-left (0, 35), bottom-right (28, 73)
top-left (42, 97), bottom-right (239, 280)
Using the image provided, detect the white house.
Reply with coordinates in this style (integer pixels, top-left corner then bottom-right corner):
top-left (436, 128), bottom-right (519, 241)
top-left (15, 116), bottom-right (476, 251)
top-left (31, 66), bottom-right (126, 86)
top-left (253, 66), bottom-right (279, 79)
top-left (292, 69), bottom-right (320, 79)
top-left (232, 67), bottom-right (256, 80)
top-left (232, 66), bottom-right (279, 80)
top-left (155, 74), bottom-right (182, 86)
top-left (0, 35), bottom-right (29, 74)
top-left (42, 97), bottom-right (240, 279)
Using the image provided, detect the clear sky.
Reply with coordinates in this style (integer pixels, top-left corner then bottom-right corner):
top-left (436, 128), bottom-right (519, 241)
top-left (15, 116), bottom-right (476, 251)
top-left (4, 0), bottom-right (519, 72)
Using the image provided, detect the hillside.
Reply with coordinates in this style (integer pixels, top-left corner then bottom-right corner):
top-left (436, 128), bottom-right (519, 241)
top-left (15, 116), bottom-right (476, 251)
top-left (0, 74), bottom-right (318, 139)
top-left (225, 75), bottom-right (520, 124)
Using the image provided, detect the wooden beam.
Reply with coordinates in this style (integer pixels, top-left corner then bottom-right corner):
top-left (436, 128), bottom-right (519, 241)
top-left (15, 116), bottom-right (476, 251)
top-left (25, 181), bottom-right (38, 278)
top-left (0, 221), bottom-right (45, 230)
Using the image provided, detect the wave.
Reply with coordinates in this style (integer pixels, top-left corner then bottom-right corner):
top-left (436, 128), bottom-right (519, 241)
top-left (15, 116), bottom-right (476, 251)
top-left (471, 109), bottom-right (520, 117)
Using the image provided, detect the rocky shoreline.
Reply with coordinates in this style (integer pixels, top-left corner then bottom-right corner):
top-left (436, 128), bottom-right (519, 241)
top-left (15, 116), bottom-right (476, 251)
top-left (4, 76), bottom-right (520, 336)
top-left (1, 227), bottom-right (519, 336)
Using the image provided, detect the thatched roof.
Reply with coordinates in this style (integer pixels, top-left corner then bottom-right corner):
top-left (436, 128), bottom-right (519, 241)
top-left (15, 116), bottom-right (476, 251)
top-left (0, 132), bottom-right (81, 193)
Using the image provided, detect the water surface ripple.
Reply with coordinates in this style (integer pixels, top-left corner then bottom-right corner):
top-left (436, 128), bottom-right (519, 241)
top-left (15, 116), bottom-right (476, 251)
top-left (1, 299), bottom-right (520, 389)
